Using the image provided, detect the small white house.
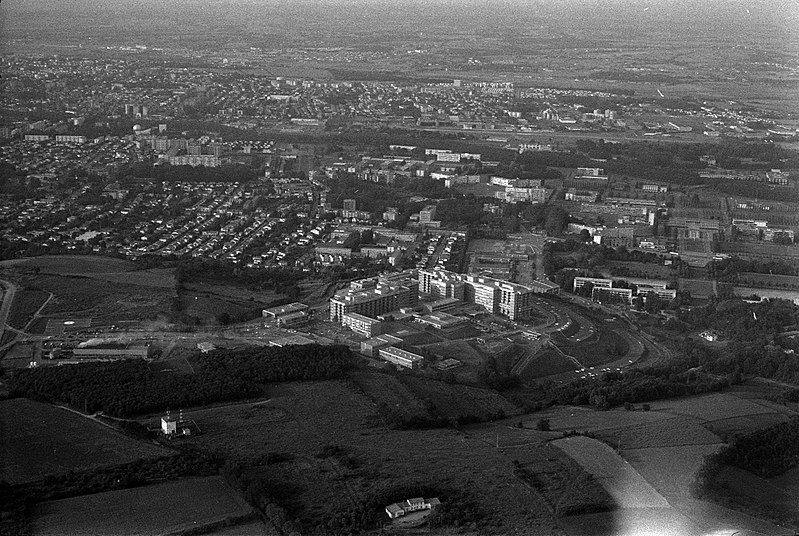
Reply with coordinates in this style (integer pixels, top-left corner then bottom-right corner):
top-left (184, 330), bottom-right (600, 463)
top-left (161, 415), bottom-right (177, 435)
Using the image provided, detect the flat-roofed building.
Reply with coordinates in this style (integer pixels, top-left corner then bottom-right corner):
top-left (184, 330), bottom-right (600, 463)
top-left (262, 302), bottom-right (309, 319)
top-left (277, 311), bottom-right (309, 327)
top-left (666, 218), bottom-right (721, 241)
top-left (360, 334), bottom-right (403, 357)
top-left (592, 286), bottom-right (633, 304)
top-left (573, 277), bottom-right (613, 291)
top-left (330, 270), bottom-right (419, 322)
top-left (71, 342), bottom-right (150, 360)
top-left (341, 311), bottom-right (385, 337)
top-left (379, 346), bottom-right (424, 369)
top-left (413, 312), bottom-right (466, 330)
top-left (269, 334), bottom-right (316, 347)
top-left (421, 269), bottom-right (545, 320)
top-left (424, 297), bottom-right (461, 313)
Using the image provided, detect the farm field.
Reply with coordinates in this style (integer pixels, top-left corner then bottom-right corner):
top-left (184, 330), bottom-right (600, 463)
top-left (0, 399), bottom-right (171, 484)
top-left (32, 476), bottom-right (252, 536)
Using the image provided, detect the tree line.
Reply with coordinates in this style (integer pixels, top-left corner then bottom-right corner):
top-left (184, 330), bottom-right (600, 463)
top-left (8, 345), bottom-right (355, 417)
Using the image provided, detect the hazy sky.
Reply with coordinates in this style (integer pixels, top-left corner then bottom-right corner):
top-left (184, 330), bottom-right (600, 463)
top-left (1, 0), bottom-right (797, 51)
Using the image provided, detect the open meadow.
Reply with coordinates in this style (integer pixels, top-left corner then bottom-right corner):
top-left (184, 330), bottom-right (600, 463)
top-left (0, 399), bottom-right (171, 484)
top-left (32, 476), bottom-right (252, 536)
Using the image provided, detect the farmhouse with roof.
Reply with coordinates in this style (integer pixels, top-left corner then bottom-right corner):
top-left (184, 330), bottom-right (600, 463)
top-left (385, 497), bottom-right (441, 519)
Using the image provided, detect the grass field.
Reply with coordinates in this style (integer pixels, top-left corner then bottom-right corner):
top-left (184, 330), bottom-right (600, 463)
top-left (27, 274), bottom-right (173, 320)
top-left (518, 348), bottom-right (575, 380)
top-left (593, 415), bottom-right (720, 449)
top-left (7, 290), bottom-right (49, 329)
top-left (0, 399), bottom-right (171, 484)
top-left (398, 375), bottom-right (521, 420)
top-left (32, 476), bottom-right (251, 536)
top-left (0, 255), bottom-right (137, 274)
top-left (180, 282), bottom-right (285, 324)
top-left (1, 342), bottom-right (35, 369)
top-left (553, 436), bottom-right (669, 509)
top-left (514, 443), bottom-right (615, 517)
top-left (553, 330), bottom-right (630, 368)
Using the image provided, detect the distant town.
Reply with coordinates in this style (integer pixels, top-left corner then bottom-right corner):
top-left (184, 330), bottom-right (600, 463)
top-left (3, 2), bottom-right (799, 535)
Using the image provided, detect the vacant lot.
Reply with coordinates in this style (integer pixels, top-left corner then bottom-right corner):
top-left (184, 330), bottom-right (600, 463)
top-left (0, 399), bottom-right (170, 484)
top-left (32, 476), bottom-right (251, 536)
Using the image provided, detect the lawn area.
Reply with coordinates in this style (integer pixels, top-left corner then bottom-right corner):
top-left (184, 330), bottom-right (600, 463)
top-left (0, 399), bottom-right (171, 484)
top-left (32, 476), bottom-right (251, 536)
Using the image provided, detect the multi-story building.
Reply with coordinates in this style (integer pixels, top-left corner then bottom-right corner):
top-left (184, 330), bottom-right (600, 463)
top-left (341, 312), bottom-right (385, 337)
top-left (421, 269), bottom-right (544, 320)
top-left (573, 277), bottom-right (613, 291)
top-left (419, 205), bottom-right (437, 224)
top-left (55, 135), bottom-right (87, 143)
top-left (329, 270), bottom-right (418, 322)
top-left (360, 334), bottom-right (403, 358)
top-left (565, 188), bottom-right (599, 203)
top-left (666, 218), bottom-right (721, 241)
top-left (592, 286), bottom-right (633, 304)
top-left (169, 154), bottom-right (221, 167)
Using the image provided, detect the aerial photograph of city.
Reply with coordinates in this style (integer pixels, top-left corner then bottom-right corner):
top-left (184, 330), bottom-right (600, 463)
top-left (1, 0), bottom-right (798, 534)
